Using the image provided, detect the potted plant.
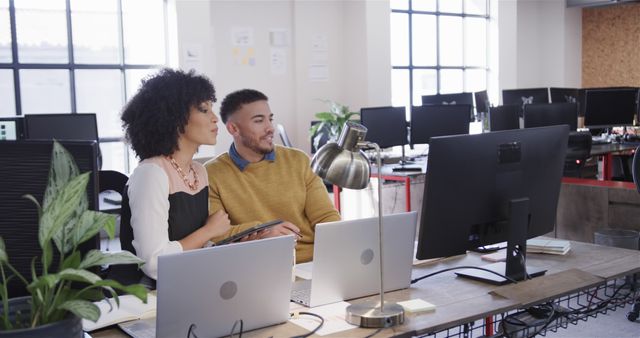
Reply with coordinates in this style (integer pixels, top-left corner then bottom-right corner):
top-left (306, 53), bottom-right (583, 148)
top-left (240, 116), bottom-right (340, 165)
top-left (309, 99), bottom-right (360, 152)
top-left (0, 141), bottom-right (147, 337)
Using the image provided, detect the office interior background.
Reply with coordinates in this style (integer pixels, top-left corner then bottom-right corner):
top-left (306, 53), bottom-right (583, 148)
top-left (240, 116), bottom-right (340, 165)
top-left (2, 0), bottom-right (638, 174)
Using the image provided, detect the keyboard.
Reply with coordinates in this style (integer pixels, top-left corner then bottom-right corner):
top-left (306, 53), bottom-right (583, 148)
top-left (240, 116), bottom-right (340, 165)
top-left (591, 137), bottom-right (610, 145)
top-left (119, 318), bottom-right (156, 338)
top-left (290, 280), bottom-right (311, 306)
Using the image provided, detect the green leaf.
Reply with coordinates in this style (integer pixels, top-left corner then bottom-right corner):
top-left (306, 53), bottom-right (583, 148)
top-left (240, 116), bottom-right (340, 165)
top-left (73, 211), bottom-right (116, 247)
top-left (0, 237), bottom-right (7, 264)
top-left (28, 274), bottom-right (60, 291)
top-left (58, 300), bottom-right (100, 323)
top-left (39, 172), bottom-right (90, 249)
top-left (79, 250), bottom-right (144, 270)
top-left (41, 240), bottom-right (53, 271)
top-left (61, 251), bottom-right (82, 270)
top-left (95, 280), bottom-right (148, 303)
top-left (43, 141), bottom-right (83, 210)
top-left (57, 268), bottom-right (102, 284)
top-left (22, 194), bottom-right (42, 218)
top-left (314, 112), bottom-right (337, 122)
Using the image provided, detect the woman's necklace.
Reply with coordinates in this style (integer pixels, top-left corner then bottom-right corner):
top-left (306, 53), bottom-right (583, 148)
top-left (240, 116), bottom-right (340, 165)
top-left (167, 156), bottom-right (199, 191)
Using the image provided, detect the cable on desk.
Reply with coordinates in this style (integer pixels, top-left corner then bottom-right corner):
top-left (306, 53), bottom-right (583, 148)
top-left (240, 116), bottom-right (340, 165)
top-left (363, 327), bottom-right (385, 338)
top-left (411, 266), bottom-right (519, 284)
top-left (290, 311), bottom-right (324, 338)
top-left (229, 319), bottom-right (244, 338)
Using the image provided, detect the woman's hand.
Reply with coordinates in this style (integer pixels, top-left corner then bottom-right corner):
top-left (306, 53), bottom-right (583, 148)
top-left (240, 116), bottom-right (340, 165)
top-left (205, 210), bottom-right (231, 238)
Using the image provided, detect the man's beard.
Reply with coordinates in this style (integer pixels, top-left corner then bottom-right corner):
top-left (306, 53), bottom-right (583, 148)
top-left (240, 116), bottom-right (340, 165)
top-left (239, 133), bottom-right (274, 155)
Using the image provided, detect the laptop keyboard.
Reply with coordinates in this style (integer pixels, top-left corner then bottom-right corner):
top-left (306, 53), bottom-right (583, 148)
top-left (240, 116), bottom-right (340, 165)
top-left (119, 319), bottom-right (156, 338)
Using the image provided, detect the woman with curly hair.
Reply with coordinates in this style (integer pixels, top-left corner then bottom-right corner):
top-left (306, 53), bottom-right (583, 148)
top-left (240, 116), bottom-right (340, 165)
top-left (118, 68), bottom-right (230, 285)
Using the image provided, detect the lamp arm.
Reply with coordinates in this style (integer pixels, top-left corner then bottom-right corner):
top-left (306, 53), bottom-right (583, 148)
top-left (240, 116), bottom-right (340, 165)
top-left (358, 141), bottom-right (385, 311)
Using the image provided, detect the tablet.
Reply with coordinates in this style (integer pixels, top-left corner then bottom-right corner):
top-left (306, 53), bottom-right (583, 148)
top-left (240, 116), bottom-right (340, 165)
top-left (216, 219), bottom-right (283, 245)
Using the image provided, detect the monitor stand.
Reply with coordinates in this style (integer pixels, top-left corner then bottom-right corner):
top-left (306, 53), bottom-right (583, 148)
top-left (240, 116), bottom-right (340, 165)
top-left (456, 198), bottom-right (547, 285)
top-left (392, 145), bottom-right (421, 172)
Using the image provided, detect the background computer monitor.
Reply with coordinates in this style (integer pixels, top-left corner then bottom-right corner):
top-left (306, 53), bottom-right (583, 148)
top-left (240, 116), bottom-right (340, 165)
top-left (422, 92), bottom-right (474, 106)
top-left (0, 116), bottom-right (24, 140)
top-left (523, 102), bottom-right (578, 131)
top-left (410, 105), bottom-right (470, 146)
top-left (474, 90), bottom-right (490, 114)
top-left (416, 125), bottom-right (568, 282)
top-left (359, 106), bottom-right (408, 149)
top-left (583, 88), bottom-right (639, 129)
top-left (0, 140), bottom-right (100, 297)
top-left (549, 87), bottom-right (579, 104)
top-left (502, 88), bottom-right (550, 114)
top-left (24, 113), bottom-right (99, 141)
top-left (489, 105), bottom-right (520, 131)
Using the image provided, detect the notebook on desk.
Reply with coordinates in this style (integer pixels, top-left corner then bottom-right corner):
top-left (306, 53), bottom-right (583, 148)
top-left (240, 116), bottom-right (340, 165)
top-left (291, 211), bottom-right (417, 307)
top-left (119, 236), bottom-right (295, 338)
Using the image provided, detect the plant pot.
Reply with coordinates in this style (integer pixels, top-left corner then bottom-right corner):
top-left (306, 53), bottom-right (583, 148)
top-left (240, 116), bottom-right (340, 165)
top-left (0, 296), bottom-right (83, 338)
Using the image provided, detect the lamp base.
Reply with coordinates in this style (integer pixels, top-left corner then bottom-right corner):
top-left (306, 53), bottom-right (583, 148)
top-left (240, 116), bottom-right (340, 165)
top-left (345, 302), bottom-right (405, 328)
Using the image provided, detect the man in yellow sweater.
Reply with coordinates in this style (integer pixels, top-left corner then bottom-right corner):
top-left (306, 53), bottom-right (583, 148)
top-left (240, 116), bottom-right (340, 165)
top-left (205, 89), bottom-right (341, 263)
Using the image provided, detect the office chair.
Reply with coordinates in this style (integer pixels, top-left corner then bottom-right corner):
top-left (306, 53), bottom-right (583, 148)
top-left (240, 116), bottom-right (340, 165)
top-left (628, 146), bottom-right (640, 322)
top-left (489, 105), bottom-right (520, 131)
top-left (276, 123), bottom-right (293, 147)
top-left (563, 132), bottom-right (593, 178)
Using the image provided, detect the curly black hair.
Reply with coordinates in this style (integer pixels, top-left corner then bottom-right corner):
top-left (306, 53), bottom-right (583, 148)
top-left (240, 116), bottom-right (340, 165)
top-left (121, 68), bottom-right (216, 160)
top-left (219, 89), bottom-right (268, 123)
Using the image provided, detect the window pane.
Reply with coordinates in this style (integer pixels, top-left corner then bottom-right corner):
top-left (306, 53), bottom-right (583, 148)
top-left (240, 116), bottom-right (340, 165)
top-left (412, 14), bottom-right (436, 66)
top-left (100, 141), bottom-right (127, 173)
top-left (413, 0), bottom-right (436, 12)
top-left (439, 0), bottom-right (462, 14)
top-left (413, 69), bottom-right (437, 106)
top-left (440, 69), bottom-right (463, 94)
top-left (464, 69), bottom-right (486, 93)
top-left (439, 16), bottom-right (462, 67)
top-left (15, 0), bottom-right (68, 63)
top-left (390, 0), bottom-right (408, 10)
top-left (465, 17), bottom-right (486, 67)
top-left (0, 0), bottom-right (11, 62)
top-left (122, 0), bottom-right (165, 64)
top-left (70, 0), bottom-right (120, 64)
top-left (0, 70), bottom-right (15, 116)
top-left (75, 69), bottom-right (124, 138)
top-left (465, 0), bottom-right (487, 15)
top-left (20, 69), bottom-right (70, 113)
top-left (125, 68), bottom-right (159, 100)
top-left (391, 69), bottom-right (410, 108)
top-left (390, 13), bottom-right (409, 67)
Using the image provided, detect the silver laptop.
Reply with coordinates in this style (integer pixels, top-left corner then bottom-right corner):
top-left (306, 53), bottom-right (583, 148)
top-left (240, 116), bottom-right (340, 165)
top-left (120, 235), bottom-right (295, 338)
top-left (291, 211), bottom-right (417, 307)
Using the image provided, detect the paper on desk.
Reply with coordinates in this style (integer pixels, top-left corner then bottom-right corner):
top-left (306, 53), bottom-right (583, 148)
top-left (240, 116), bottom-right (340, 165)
top-left (294, 262), bottom-right (313, 280)
top-left (289, 301), bottom-right (356, 336)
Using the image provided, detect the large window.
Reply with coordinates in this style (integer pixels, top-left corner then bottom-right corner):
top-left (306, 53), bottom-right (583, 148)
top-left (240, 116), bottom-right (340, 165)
top-left (0, 0), bottom-right (167, 173)
top-left (390, 0), bottom-right (490, 109)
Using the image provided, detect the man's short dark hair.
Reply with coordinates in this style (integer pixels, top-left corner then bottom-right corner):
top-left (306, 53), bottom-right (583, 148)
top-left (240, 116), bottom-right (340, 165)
top-left (121, 68), bottom-right (216, 160)
top-left (219, 89), bottom-right (268, 123)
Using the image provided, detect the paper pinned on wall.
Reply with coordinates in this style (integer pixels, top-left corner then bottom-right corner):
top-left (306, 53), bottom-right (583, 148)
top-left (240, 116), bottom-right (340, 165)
top-left (270, 48), bottom-right (287, 75)
top-left (309, 64), bottom-right (329, 82)
top-left (182, 43), bottom-right (203, 72)
top-left (231, 26), bottom-right (254, 46)
top-left (270, 29), bottom-right (289, 47)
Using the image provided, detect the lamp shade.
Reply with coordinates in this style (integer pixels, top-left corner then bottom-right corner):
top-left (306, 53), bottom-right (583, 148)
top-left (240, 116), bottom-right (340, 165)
top-left (310, 121), bottom-right (370, 189)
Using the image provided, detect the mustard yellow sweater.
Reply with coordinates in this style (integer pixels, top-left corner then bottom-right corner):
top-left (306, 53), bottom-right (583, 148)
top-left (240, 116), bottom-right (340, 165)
top-left (205, 145), bottom-right (340, 263)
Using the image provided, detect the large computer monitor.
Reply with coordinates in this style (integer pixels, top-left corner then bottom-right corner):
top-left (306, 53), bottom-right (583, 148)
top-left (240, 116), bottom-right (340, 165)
top-left (359, 106), bottom-right (408, 149)
top-left (583, 88), bottom-right (639, 129)
top-left (0, 140), bottom-right (100, 297)
top-left (474, 90), bottom-right (490, 114)
top-left (24, 113), bottom-right (99, 141)
top-left (523, 102), bottom-right (578, 131)
top-left (502, 88), bottom-right (550, 116)
top-left (489, 105), bottom-right (520, 131)
top-left (422, 92), bottom-right (474, 106)
top-left (0, 116), bottom-right (25, 141)
top-left (549, 87), bottom-right (579, 104)
top-left (416, 125), bottom-right (569, 284)
top-left (410, 105), bottom-right (470, 146)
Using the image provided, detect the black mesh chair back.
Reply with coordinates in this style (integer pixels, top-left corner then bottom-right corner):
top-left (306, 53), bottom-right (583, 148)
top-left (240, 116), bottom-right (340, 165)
top-left (563, 132), bottom-right (593, 178)
top-left (633, 146), bottom-right (640, 193)
top-left (99, 170), bottom-right (128, 195)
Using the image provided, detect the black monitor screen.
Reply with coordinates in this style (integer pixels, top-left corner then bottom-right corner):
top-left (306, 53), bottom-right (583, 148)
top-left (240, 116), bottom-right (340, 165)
top-left (549, 87), bottom-right (579, 104)
top-left (417, 125), bottom-right (568, 262)
top-left (359, 106), bottom-right (407, 149)
top-left (474, 91), bottom-right (490, 114)
top-left (489, 105), bottom-right (520, 132)
top-left (523, 102), bottom-right (578, 131)
top-left (25, 113), bottom-right (99, 141)
top-left (410, 105), bottom-right (470, 145)
top-left (0, 140), bottom-right (100, 297)
top-left (502, 88), bottom-right (549, 107)
top-left (583, 88), bottom-right (638, 128)
top-left (422, 92), bottom-right (474, 106)
top-left (0, 117), bottom-right (24, 141)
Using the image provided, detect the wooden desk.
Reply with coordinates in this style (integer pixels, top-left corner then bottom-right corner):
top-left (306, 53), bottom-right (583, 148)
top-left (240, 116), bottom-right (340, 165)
top-left (90, 240), bottom-right (640, 338)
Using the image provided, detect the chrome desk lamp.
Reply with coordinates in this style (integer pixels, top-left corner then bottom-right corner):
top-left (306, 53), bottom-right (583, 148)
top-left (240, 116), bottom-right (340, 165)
top-left (310, 121), bottom-right (404, 328)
